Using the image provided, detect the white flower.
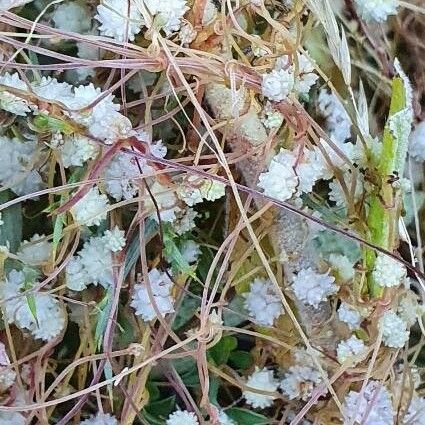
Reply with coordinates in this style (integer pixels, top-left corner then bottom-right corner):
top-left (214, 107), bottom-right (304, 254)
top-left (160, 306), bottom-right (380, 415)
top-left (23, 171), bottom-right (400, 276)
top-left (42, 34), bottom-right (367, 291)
top-left (17, 234), bottom-right (52, 265)
top-left (0, 270), bottom-right (66, 342)
top-left (243, 278), bottom-right (284, 326)
top-left (178, 176), bottom-right (225, 206)
top-left (51, 2), bottom-right (91, 33)
top-left (103, 227), bottom-right (126, 252)
top-left (0, 73), bottom-right (32, 116)
top-left (318, 90), bottom-right (351, 142)
top-left (0, 136), bottom-right (43, 196)
top-left (146, 182), bottom-right (181, 223)
top-left (95, 0), bottom-right (144, 41)
top-left (103, 152), bottom-right (141, 201)
top-left (33, 76), bottom-right (74, 106)
top-left (409, 121), bottom-right (425, 162)
top-left (261, 68), bottom-right (294, 102)
top-left (0, 411), bottom-right (25, 425)
top-left (130, 268), bottom-right (174, 321)
top-left (328, 254), bottom-right (355, 281)
top-left (70, 83), bottom-right (133, 143)
top-left (328, 171), bottom-right (363, 207)
top-left (166, 410), bottom-right (199, 425)
top-left (280, 365), bottom-right (323, 401)
top-left (80, 413), bottom-right (118, 425)
top-left (66, 228), bottom-right (125, 291)
top-left (70, 187), bottom-right (109, 227)
top-left (292, 267), bottom-right (338, 308)
top-left (0, 367), bottom-right (16, 391)
top-left (336, 335), bottom-right (366, 364)
top-left (179, 22), bottom-right (197, 45)
top-left (172, 208), bottom-right (198, 235)
top-left (403, 397), bottom-right (425, 424)
top-left (59, 135), bottom-right (99, 168)
top-left (258, 147), bottom-right (326, 202)
top-left (342, 381), bottom-right (394, 425)
top-left (398, 291), bottom-right (425, 326)
top-left (379, 311), bottom-right (409, 348)
top-left (243, 367), bottom-right (279, 409)
top-left (144, 0), bottom-right (189, 36)
top-left (258, 155), bottom-right (298, 202)
top-left (217, 410), bottom-right (235, 425)
top-left (180, 240), bottom-right (201, 264)
top-left (201, 0), bottom-right (217, 25)
top-left (277, 53), bottom-right (319, 97)
top-left (261, 102), bottom-right (283, 130)
top-left (338, 302), bottom-right (362, 330)
top-left (354, 0), bottom-right (399, 22)
top-left (372, 253), bottom-right (406, 288)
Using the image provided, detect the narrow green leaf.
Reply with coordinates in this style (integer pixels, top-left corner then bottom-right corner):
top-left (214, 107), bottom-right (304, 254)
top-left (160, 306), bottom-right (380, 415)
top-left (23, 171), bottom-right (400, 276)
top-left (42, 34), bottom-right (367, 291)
top-left (226, 408), bottom-right (269, 425)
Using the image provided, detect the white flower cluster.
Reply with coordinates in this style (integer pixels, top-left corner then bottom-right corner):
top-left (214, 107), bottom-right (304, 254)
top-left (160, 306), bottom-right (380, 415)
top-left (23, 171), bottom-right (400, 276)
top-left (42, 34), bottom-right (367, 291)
top-left (261, 53), bottom-right (318, 102)
top-left (292, 267), bottom-right (338, 308)
top-left (0, 74), bottom-right (133, 145)
top-left (130, 268), bottom-right (174, 321)
top-left (0, 73), bottom-right (31, 116)
top-left (243, 278), bottom-right (284, 326)
top-left (17, 234), bottom-right (52, 266)
top-left (336, 335), bottom-right (366, 364)
top-left (51, 1), bottom-right (91, 34)
top-left (103, 140), bottom-right (167, 201)
top-left (0, 367), bottom-right (16, 392)
top-left (70, 186), bottom-right (109, 227)
top-left (172, 208), bottom-right (198, 235)
top-left (409, 121), bottom-right (425, 162)
top-left (95, 0), bottom-right (189, 40)
top-left (144, 0), bottom-right (189, 36)
top-left (0, 136), bottom-right (43, 196)
top-left (354, 0), bottom-right (399, 23)
top-left (258, 147), bottom-right (326, 202)
top-left (328, 254), bottom-right (355, 282)
top-left (0, 411), bottom-right (25, 425)
top-left (379, 310), bottom-right (409, 348)
top-left (146, 182), bottom-right (181, 223)
top-left (178, 176), bottom-right (225, 206)
top-left (166, 410), bottom-right (199, 425)
top-left (243, 367), bottom-right (279, 409)
top-left (328, 171), bottom-right (364, 208)
top-left (180, 240), bottom-right (201, 264)
top-left (57, 134), bottom-right (99, 168)
top-left (372, 253), bottom-right (406, 288)
top-left (0, 270), bottom-right (66, 341)
top-left (342, 381), bottom-right (394, 425)
top-left (280, 349), bottom-right (324, 401)
top-left (317, 90), bottom-right (351, 143)
top-left (95, 0), bottom-right (144, 41)
top-left (260, 102), bottom-right (284, 130)
top-left (66, 227), bottom-right (126, 291)
top-left (338, 302), bottom-right (362, 330)
top-left (404, 396), bottom-right (425, 425)
top-left (80, 412), bottom-right (118, 425)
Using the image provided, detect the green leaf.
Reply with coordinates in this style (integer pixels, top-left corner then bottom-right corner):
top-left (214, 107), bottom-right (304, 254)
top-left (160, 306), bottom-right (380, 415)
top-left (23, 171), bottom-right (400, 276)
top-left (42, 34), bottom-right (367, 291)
top-left (163, 231), bottom-right (195, 278)
top-left (223, 296), bottom-right (247, 327)
top-left (145, 395), bottom-right (176, 417)
top-left (140, 411), bottom-right (165, 425)
top-left (208, 377), bottom-right (220, 406)
top-left (226, 408), bottom-right (269, 425)
top-left (229, 350), bottom-right (253, 370)
top-left (208, 336), bottom-right (237, 365)
top-left (25, 294), bottom-right (38, 325)
top-left (124, 220), bottom-right (157, 279)
top-left (146, 382), bottom-right (160, 402)
top-left (172, 296), bottom-right (199, 330)
top-left (94, 288), bottom-right (113, 351)
top-left (52, 214), bottom-right (64, 249)
top-left (0, 191), bottom-right (22, 253)
top-left (116, 308), bottom-right (135, 347)
top-left (33, 114), bottom-right (74, 135)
